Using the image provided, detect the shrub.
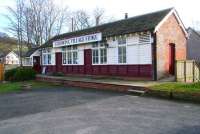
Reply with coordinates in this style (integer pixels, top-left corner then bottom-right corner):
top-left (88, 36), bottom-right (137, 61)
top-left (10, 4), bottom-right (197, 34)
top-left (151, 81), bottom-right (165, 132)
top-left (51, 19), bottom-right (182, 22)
top-left (4, 68), bottom-right (18, 81)
top-left (5, 67), bottom-right (36, 81)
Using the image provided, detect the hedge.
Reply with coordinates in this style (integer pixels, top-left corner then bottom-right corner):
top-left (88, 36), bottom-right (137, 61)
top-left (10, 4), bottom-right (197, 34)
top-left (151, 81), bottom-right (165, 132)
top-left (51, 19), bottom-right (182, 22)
top-left (5, 67), bottom-right (36, 82)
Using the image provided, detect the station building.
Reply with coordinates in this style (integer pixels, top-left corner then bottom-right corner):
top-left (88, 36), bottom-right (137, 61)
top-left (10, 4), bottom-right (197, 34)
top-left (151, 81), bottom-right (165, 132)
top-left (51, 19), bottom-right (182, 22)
top-left (31, 8), bottom-right (187, 80)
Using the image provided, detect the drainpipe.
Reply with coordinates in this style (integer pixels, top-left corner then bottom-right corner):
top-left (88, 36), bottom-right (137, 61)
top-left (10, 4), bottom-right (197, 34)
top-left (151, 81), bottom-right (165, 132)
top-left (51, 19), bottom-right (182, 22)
top-left (151, 31), bottom-right (157, 81)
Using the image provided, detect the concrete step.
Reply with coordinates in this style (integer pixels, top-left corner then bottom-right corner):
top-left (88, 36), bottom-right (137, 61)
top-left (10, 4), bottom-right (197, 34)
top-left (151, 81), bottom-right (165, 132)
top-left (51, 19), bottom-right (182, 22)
top-left (128, 89), bottom-right (146, 95)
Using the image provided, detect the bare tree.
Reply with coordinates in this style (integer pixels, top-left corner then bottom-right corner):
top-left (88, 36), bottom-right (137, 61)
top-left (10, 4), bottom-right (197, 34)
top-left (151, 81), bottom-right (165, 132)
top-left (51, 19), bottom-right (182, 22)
top-left (71, 10), bottom-right (91, 31)
top-left (93, 7), bottom-right (105, 26)
top-left (5, 0), bottom-right (25, 66)
top-left (23, 7), bottom-right (34, 49)
top-left (6, 0), bottom-right (69, 48)
top-left (68, 8), bottom-right (115, 32)
top-left (43, 1), bottom-right (69, 41)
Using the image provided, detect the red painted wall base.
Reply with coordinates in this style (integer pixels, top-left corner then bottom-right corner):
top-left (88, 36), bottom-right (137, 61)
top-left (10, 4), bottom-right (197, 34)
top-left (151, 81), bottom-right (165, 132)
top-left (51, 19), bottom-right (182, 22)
top-left (43, 64), bottom-right (152, 78)
top-left (42, 52), bottom-right (152, 79)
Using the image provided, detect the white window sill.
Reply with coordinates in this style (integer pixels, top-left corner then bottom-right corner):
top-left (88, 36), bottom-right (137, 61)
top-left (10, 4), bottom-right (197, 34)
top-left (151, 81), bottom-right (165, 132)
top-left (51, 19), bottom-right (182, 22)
top-left (42, 64), bottom-right (54, 66)
top-left (62, 64), bottom-right (80, 66)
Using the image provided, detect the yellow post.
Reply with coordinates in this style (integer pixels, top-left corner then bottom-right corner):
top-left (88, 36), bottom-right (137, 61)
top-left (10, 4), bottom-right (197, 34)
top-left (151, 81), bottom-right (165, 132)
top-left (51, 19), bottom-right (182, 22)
top-left (0, 64), bottom-right (4, 81)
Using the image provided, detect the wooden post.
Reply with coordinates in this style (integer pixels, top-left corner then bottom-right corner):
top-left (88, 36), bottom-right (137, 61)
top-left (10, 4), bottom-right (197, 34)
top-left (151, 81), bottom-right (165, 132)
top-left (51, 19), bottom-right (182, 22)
top-left (199, 63), bottom-right (200, 82)
top-left (192, 61), bottom-right (195, 82)
top-left (184, 61), bottom-right (186, 82)
top-left (0, 64), bottom-right (4, 81)
top-left (175, 60), bottom-right (177, 82)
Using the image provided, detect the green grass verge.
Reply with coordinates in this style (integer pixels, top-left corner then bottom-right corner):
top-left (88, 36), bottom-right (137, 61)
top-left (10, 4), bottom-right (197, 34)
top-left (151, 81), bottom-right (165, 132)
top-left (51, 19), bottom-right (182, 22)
top-left (0, 81), bottom-right (61, 94)
top-left (0, 82), bottom-right (22, 93)
top-left (150, 82), bottom-right (200, 93)
top-left (149, 82), bottom-right (200, 103)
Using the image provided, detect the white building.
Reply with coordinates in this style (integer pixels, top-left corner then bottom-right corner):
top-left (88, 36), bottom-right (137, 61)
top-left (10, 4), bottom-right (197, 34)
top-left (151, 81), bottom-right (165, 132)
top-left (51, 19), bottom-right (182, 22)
top-left (0, 51), bottom-right (20, 65)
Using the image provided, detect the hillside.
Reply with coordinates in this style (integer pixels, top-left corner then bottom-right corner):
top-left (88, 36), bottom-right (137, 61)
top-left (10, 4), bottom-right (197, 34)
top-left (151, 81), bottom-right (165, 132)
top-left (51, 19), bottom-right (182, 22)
top-left (0, 36), bottom-right (28, 53)
top-left (0, 32), bottom-right (8, 38)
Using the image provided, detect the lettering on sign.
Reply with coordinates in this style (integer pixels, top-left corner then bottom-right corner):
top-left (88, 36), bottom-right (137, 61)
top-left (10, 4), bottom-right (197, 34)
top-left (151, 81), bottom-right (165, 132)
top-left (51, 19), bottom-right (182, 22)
top-left (53, 33), bottom-right (102, 47)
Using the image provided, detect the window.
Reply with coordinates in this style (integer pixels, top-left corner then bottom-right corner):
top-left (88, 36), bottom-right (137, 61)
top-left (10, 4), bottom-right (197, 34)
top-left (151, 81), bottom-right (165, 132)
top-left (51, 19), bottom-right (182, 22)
top-left (100, 48), bottom-right (107, 64)
top-left (42, 49), bottom-right (52, 65)
top-left (62, 51), bottom-right (66, 64)
top-left (92, 42), bottom-right (107, 64)
top-left (72, 51), bottom-right (78, 64)
top-left (92, 49), bottom-right (99, 64)
top-left (118, 36), bottom-right (126, 63)
top-left (48, 54), bottom-right (51, 64)
top-left (118, 46), bottom-right (126, 63)
top-left (23, 58), bottom-right (32, 66)
top-left (67, 51), bottom-right (72, 64)
top-left (62, 46), bottom-right (78, 65)
top-left (139, 33), bottom-right (151, 44)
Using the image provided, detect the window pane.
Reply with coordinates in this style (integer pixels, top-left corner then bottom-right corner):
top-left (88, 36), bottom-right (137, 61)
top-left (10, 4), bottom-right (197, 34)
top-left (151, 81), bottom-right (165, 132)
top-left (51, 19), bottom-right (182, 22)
top-left (72, 46), bottom-right (77, 50)
top-left (67, 52), bottom-right (72, 64)
top-left (73, 51), bottom-right (78, 64)
top-left (92, 49), bottom-right (99, 64)
top-left (62, 52), bottom-right (66, 64)
top-left (118, 37), bottom-right (126, 45)
top-left (100, 48), bottom-right (107, 64)
top-left (48, 54), bottom-right (51, 64)
top-left (43, 55), bottom-right (46, 65)
top-left (92, 43), bottom-right (98, 48)
top-left (118, 46), bottom-right (126, 63)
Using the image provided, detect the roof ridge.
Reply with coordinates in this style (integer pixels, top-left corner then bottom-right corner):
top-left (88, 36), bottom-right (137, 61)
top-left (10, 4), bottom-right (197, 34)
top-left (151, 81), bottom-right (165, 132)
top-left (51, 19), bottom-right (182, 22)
top-left (188, 27), bottom-right (200, 38)
top-left (52, 7), bottom-right (173, 40)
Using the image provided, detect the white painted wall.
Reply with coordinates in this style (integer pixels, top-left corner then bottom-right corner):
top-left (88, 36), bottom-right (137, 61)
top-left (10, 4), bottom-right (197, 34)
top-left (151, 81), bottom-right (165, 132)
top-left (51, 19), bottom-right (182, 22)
top-left (23, 50), bottom-right (41, 66)
top-left (106, 33), bottom-right (152, 65)
top-left (46, 32), bottom-right (152, 65)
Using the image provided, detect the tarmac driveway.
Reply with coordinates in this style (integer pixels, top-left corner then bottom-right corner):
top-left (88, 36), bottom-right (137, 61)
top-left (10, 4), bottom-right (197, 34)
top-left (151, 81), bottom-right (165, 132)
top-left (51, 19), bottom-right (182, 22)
top-left (0, 87), bottom-right (200, 134)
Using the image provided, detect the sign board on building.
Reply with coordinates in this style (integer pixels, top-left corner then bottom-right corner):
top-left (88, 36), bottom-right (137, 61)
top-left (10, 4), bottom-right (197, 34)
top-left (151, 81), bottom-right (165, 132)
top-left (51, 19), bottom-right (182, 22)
top-left (53, 33), bottom-right (102, 47)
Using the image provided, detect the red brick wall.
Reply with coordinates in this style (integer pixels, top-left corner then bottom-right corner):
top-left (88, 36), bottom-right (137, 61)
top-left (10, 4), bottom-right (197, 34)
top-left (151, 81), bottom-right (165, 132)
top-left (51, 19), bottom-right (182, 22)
top-left (156, 13), bottom-right (187, 79)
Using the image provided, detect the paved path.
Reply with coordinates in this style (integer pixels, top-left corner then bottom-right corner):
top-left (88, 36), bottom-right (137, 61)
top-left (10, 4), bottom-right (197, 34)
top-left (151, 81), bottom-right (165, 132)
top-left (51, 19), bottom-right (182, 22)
top-left (0, 87), bottom-right (200, 134)
top-left (37, 74), bottom-right (164, 87)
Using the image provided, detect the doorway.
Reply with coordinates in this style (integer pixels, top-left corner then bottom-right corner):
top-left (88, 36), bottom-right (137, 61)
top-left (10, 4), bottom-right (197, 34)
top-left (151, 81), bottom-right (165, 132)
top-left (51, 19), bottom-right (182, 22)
top-left (169, 44), bottom-right (175, 75)
top-left (56, 52), bottom-right (62, 72)
top-left (84, 49), bottom-right (92, 74)
top-left (33, 56), bottom-right (41, 73)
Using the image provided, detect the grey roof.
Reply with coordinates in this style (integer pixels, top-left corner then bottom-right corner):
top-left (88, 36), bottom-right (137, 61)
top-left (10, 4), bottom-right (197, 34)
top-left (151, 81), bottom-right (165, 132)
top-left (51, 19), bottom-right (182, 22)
top-left (187, 27), bottom-right (200, 38)
top-left (24, 47), bottom-right (39, 57)
top-left (0, 50), bottom-right (31, 58)
top-left (187, 27), bottom-right (200, 62)
top-left (40, 8), bottom-right (172, 48)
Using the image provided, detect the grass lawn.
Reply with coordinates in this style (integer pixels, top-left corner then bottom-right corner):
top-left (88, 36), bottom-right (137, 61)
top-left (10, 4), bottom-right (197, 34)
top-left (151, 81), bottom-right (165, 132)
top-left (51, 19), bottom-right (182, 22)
top-left (150, 82), bottom-right (200, 93)
top-left (0, 81), bottom-right (61, 94)
top-left (148, 82), bottom-right (200, 103)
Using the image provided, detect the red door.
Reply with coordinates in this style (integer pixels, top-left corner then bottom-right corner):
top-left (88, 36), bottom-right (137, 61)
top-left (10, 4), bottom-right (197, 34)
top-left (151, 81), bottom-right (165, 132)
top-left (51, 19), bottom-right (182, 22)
top-left (56, 53), bottom-right (62, 72)
top-left (84, 49), bottom-right (92, 74)
top-left (169, 44), bottom-right (175, 75)
top-left (33, 56), bottom-right (41, 73)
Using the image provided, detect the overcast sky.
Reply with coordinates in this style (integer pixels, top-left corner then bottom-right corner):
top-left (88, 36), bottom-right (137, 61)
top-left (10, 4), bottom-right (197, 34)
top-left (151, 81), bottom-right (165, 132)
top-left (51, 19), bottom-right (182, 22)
top-left (0, 0), bottom-right (199, 34)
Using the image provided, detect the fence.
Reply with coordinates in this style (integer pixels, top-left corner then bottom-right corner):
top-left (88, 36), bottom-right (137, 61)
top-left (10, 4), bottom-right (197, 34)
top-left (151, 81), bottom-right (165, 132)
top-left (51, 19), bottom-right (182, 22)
top-left (0, 64), bottom-right (4, 81)
top-left (176, 60), bottom-right (200, 82)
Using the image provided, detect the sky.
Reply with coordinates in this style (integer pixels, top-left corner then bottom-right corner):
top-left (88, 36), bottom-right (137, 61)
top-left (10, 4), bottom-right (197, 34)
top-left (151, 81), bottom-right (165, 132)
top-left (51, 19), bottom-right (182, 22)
top-left (0, 0), bottom-right (200, 35)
